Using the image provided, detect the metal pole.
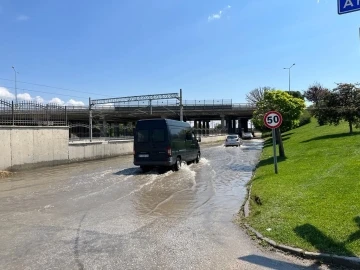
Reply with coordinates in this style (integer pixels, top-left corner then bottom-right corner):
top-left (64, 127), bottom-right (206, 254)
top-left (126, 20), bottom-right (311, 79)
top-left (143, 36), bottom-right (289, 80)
top-left (149, 100), bottom-right (152, 115)
top-left (12, 66), bottom-right (18, 104)
top-left (65, 106), bottom-right (68, 126)
top-left (288, 68), bottom-right (291, 93)
top-left (179, 89), bottom-right (183, 121)
top-left (272, 128), bottom-right (278, 174)
top-left (12, 101), bottom-right (14, 125)
top-left (89, 97), bottom-right (93, 142)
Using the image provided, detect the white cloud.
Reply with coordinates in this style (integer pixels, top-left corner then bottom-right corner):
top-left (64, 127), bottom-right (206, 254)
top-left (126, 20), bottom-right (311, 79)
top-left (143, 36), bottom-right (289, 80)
top-left (66, 99), bottom-right (85, 106)
top-left (49, 97), bottom-right (65, 105)
top-left (34, 96), bottom-right (44, 103)
top-left (16, 15), bottom-right (29, 21)
top-left (17, 93), bottom-right (32, 101)
top-left (0, 87), bottom-right (15, 99)
top-left (208, 5), bottom-right (231, 22)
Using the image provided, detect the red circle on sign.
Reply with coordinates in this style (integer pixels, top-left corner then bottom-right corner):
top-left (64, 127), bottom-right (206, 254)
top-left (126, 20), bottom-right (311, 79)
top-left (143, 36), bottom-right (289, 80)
top-left (263, 111), bottom-right (283, 129)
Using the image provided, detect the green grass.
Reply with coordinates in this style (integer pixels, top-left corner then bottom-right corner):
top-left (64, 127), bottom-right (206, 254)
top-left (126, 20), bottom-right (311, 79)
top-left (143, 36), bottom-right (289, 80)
top-left (247, 120), bottom-right (360, 257)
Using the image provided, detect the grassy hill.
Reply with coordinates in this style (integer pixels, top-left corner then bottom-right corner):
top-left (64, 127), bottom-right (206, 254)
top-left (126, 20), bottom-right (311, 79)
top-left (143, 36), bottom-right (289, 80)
top-left (247, 120), bottom-right (360, 256)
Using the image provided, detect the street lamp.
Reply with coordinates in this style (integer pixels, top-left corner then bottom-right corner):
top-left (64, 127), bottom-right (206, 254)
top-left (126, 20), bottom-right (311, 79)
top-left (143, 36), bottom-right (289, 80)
top-left (11, 66), bottom-right (18, 104)
top-left (283, 63), bottom-right (295, 93)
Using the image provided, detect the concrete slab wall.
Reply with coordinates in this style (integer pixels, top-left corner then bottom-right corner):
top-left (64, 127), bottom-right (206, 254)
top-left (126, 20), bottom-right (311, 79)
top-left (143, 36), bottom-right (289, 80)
top-left (0, 126), bottom-right (69, 171)
top-left (68, 140), bottom-right (133, 162)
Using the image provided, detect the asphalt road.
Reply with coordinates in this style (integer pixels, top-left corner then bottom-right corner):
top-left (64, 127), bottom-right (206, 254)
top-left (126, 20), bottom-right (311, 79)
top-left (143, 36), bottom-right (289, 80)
top-left (0, 140), bottom-right (331, 270)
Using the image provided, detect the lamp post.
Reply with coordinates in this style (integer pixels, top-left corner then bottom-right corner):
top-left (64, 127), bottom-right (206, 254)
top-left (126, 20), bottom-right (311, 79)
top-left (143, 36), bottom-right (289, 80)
top-left (283, 63), bottom-right (295, 93)
top-left (11, 66), bottom-right (18, 104)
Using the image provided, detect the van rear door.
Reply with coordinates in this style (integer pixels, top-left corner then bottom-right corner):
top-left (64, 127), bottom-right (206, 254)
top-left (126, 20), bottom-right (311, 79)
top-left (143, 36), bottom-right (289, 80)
top-left (134, 121), bottom-right (169, 163)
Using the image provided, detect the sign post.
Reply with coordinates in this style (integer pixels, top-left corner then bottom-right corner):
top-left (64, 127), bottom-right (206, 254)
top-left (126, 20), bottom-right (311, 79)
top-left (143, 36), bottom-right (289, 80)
top-left (264, 111), bottom-right (283, 174)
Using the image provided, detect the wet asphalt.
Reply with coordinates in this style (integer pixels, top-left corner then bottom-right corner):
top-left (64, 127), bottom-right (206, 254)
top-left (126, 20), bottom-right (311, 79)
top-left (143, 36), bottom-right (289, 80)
top-left (0, 140), bottom-right (331, 269)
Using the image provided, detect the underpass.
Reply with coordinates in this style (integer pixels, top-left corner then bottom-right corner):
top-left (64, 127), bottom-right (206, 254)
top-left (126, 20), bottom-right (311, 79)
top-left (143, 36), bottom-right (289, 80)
top-left (0, 141), bottom-right (327, 269)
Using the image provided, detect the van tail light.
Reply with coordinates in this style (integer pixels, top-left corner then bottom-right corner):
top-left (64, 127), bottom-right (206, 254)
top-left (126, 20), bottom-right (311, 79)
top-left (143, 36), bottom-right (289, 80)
top-left (167, 147), bottom-right (172, 156)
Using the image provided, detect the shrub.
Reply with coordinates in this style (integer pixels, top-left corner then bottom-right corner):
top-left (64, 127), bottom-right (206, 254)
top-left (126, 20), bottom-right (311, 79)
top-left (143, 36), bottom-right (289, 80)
top-left (299, 110), bottom-right (311, 127)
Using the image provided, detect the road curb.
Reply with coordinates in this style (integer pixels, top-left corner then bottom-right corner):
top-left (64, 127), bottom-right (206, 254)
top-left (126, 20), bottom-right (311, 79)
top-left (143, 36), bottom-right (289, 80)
top-left (242, 185), bottom-right (360, 269)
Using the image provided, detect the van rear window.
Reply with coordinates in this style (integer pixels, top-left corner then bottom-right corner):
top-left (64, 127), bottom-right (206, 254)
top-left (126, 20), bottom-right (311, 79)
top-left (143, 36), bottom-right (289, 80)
top-left (152, 129), bottom-right (165, 142)
top-left (137, 130), bottom-right (149, 143)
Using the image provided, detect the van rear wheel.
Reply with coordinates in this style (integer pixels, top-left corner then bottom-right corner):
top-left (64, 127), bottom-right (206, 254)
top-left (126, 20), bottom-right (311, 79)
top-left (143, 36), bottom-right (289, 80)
top-left (195, 152), bottom-right (200, 163)
top-left (173, 157), bottom-right (181, 171)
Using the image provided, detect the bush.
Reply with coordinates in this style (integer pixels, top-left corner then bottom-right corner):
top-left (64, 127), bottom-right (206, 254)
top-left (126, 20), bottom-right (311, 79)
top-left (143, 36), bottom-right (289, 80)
top-left (299, 110), bottom-right (311, 127)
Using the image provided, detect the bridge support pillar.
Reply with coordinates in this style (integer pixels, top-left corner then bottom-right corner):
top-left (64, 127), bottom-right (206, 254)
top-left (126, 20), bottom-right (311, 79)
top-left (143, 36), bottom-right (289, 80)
top-left (101, 118), bottom-right (107, 137)
top-left (242, 118), bottom-right (249, 133)
top-left (206, 121), bottom-right (210, 136)
top-left (226, 117), bottom-right (231, 134)
top-left (202, 120), bottom-right (206, 136)
top-left (220, 115), bottom-right (225, 130)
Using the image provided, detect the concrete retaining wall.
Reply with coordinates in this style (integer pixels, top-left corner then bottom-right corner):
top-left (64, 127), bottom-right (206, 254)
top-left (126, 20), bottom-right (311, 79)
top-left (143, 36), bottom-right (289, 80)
top-left (0, 127), bottom-right (69, 171)
top-left (68, 140), bottom-right (133, 162)
top-left (0, 126), bottom-right (226, 171)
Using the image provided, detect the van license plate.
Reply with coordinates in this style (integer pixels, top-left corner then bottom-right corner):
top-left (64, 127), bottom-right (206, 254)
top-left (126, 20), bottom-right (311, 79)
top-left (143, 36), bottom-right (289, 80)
top-left (139, 154), bottom-right (149, 158)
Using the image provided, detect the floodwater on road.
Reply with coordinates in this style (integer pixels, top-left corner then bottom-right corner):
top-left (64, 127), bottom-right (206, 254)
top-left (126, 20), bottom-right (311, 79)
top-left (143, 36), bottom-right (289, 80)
top-left (0, 140), bottom-right (329, 269)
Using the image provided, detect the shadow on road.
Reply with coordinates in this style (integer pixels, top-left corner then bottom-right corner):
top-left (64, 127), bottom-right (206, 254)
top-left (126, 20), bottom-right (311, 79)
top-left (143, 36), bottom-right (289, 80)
top-left (114, 167), bottom-right (172, 176)
top-left (74, 213), bottom-right (86, 270)
top-left (238, 254), bottom-right (321, 269)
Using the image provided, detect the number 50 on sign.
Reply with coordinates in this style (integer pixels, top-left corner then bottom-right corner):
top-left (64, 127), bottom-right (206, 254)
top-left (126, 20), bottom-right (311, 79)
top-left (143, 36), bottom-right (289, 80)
top-left (264, 111), bottom-right (283, 129)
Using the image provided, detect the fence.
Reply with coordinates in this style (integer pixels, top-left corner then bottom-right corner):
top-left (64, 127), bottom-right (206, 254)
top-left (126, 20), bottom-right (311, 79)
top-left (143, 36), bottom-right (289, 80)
top-left (0, 99), bottom-right (67, 126)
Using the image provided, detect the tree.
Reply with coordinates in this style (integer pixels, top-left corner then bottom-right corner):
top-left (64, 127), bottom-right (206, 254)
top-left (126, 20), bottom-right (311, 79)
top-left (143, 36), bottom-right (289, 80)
top-left (252, 90), bottom-right (305, 157)
top-left (304, 83), bottom-right (329, 106)
top-left (304, 83), bottom-right (331, 126)
top-left (246, 86), bottom-right (274, 105)
top-left (319, 83), bottom-right (360, 134)
top-left (288, 90), bottom-right (304, 100)
top-left (252, 90), bottom-right (306, 132)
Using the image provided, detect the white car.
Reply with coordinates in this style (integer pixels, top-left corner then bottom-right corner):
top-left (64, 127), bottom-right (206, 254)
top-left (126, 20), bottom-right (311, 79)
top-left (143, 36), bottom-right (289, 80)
top-left (225, 135), bottom-right (242, 147)
top-left (242, 132), bottom-right (253, 139)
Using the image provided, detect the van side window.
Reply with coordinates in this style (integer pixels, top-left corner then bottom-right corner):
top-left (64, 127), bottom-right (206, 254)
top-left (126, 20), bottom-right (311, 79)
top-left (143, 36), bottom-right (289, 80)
top-left (185, 132), bottom-right (192, 141)
top-left (152, 129), bottom-right (165, 142)
top-left (137, 130), bottom-right (149, 143)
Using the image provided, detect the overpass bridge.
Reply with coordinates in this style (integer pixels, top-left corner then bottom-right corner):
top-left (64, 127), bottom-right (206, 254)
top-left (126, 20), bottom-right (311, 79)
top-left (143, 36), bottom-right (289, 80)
top-left (0, 92), bottom-right (256, 138)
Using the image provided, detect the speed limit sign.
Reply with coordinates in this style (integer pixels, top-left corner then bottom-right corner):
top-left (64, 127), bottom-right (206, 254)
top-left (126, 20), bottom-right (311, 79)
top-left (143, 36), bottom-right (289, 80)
top-left (264, 111), bottom-right (283, 129)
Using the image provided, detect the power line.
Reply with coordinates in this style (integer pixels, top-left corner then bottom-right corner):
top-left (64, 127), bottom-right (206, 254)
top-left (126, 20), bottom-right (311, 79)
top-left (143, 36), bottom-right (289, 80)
top-left (0, 77), bottom-right (112, 97)
top-left (2, 85), bottom-right (87, 99)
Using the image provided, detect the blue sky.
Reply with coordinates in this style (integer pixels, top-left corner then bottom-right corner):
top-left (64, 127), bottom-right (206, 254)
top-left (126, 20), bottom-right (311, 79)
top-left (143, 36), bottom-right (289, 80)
top-left (0, 0), bottom-right (359, 106)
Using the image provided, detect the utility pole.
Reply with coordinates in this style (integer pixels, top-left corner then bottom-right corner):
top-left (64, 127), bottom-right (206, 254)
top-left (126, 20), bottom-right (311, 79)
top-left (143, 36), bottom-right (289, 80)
top-left (12, 66), bottom-right (18, 104)
top-left (179, 89), bottom-right (183, 121)
top-left (89, 97), bottom-right (93, 142)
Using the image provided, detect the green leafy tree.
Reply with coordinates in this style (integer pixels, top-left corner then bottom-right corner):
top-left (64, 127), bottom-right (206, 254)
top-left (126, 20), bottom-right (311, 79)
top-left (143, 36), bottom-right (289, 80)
top-left (320, 83), bottom-right (360, 134)
top-left (252, 90), bottom-right (305, 157)
top-left (252, 90), bottom-right (306, 132)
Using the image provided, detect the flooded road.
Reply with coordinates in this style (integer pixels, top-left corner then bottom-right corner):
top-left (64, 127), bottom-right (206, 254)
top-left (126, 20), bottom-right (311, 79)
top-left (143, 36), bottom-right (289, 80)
top-left (0, 140), bottom-right (324, 269)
